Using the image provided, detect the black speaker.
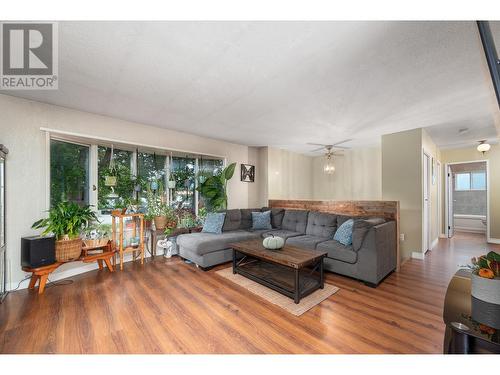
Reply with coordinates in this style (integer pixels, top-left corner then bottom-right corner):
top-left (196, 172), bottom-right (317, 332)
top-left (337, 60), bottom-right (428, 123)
top-left (21, 236), bottom-right (56, 268)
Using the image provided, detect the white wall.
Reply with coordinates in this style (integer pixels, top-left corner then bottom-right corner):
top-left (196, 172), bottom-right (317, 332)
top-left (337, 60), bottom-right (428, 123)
top-left (0, 94), bottom-right (260, 289)
top-left (312, 146), bottom-right (382, 200)
top-left (266, 147), bottom-right (314, 200)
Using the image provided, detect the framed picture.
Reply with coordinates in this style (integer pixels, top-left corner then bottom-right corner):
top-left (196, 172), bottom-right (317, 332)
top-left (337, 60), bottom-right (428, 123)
top-left (240, 164), bottom-right (255, 182)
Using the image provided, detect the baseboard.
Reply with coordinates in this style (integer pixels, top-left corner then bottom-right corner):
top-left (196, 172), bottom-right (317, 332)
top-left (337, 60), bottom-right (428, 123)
top-left (7, 250), bottom-right (155, 292)
top-left (487, 237), bottom-right (500, 244)
top-left (431, 238), bottom-right (439, 250)
top-left (454, 227), bottom-right (486, 234)
top-left (439, 234), bottom-right (447, 239)
top-left (411, 251), bottom-right (425, 260)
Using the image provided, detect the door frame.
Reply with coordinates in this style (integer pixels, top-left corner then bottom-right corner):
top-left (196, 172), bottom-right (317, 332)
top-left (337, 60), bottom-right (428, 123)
top-left (422, 151), bottom-right (431, 253)
top-left (444, 159), bottom-right (490, 241)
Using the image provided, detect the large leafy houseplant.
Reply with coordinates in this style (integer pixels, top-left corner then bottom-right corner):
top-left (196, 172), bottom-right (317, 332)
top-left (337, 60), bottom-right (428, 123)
top-left (32, 201), bottom-right (99, 261)
top-left (196, 162), bottom-right (236, 211)
top-left (32, 201), bottom-right (99, 240)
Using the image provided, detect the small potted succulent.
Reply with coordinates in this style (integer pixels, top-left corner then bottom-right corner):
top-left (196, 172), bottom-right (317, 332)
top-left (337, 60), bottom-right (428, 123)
top-left (467, 251), bottom-right (500, 305)
top-left (32, 201), bottom-right (98, 262)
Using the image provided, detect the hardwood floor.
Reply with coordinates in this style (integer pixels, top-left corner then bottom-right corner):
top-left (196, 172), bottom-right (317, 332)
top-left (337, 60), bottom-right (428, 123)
top-left (1, 232), bottom-right (498, 354)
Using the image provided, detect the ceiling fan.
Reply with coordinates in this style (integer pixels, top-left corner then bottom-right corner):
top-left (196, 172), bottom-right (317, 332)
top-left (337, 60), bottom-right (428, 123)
top-left (307, 139), bottom-right (352, 153)
top-left (307, 139), bottom-right (352, 174)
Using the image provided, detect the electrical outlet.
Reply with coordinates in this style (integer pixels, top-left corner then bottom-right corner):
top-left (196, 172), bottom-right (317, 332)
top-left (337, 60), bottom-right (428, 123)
top-left (400, 233), bottom-right (405, 241)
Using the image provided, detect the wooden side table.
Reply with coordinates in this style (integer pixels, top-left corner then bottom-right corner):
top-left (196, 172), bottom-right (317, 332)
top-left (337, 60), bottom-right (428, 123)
top-left (111, 213), bottom-right (145, 271)
top-left (22, 243), bottom-right (116, 295)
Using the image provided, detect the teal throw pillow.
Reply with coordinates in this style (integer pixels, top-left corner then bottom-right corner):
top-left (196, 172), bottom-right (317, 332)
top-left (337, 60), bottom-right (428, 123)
top-left (333, 219), bottom-right (354, 246)
top-left (202, 212), bottom-right (226, 234)
top-left (252, 210), bottom-right (272, 230)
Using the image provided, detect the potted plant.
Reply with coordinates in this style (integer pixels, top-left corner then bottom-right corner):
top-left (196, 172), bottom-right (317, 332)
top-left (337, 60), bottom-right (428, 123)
top-left (196, 162), bottom-right (236, 211)
top-left (467, 251), bottom-right (500, 305)
top-left (32, 201), bottom-right (98, 262)
top-left (82, 223), bottom-right (111, 248)
top-left (111, 198), bottom-right (127, 216)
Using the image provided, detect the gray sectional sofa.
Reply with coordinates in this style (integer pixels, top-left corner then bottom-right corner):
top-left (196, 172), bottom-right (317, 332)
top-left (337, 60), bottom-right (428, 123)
top-left (176, 207), bottom-right (397, 286)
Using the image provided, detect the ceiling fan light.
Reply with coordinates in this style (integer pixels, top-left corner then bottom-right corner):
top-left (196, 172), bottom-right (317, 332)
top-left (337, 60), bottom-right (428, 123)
top-left (323, 157), bottom-right (335, 174)
top-left (477, 142), bottom-right (491, 153)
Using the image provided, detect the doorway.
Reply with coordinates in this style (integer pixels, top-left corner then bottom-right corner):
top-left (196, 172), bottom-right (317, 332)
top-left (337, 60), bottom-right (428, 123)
top-left (445, 161), bottom-right (488, 240)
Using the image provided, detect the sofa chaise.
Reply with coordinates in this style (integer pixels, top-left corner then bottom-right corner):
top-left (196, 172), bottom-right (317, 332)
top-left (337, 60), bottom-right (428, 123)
top-left (176, 207), bottom-right (397, 286)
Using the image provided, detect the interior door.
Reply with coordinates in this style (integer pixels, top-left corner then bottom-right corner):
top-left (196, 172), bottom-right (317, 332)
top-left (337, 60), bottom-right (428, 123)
top-left (447, 165), bottom-right (454, 238)
top-left (423, 153), bottom-right (430, 252)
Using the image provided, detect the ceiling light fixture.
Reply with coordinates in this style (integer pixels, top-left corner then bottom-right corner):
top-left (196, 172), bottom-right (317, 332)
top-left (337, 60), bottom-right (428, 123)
top-left (477, 140), bottom-right (491, 154)
top-left (323, 149), bottom-right (336, 175)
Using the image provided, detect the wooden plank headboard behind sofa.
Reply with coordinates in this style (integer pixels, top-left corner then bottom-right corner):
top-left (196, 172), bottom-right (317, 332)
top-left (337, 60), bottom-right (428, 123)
top-left (268, 199), bottom-right (401, 271)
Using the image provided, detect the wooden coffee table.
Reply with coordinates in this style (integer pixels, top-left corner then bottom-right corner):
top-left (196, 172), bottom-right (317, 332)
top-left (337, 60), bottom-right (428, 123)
top-left (229, 239), bottom-right (327, 304)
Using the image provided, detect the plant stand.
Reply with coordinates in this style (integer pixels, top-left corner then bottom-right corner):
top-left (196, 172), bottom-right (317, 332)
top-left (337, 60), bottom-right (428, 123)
top-left (111, 212), bottom-right (145, 271)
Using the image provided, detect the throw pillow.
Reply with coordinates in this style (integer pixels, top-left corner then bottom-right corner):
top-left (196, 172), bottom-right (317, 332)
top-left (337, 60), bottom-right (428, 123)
top-left (333, 219), bottom-right (354, 246)
top-left (252, 210), bottom-right (272, 230)
top-left (202, 212), bottom-right (226, 234)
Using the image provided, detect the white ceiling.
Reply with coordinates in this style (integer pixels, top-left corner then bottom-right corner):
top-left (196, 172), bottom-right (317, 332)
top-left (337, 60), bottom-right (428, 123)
top-left (3, 21), bottom-right (500, 154)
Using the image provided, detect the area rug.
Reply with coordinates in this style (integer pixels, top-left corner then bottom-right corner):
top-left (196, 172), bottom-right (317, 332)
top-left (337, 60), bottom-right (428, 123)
top-left (215, 267), bottom-right (339, 316)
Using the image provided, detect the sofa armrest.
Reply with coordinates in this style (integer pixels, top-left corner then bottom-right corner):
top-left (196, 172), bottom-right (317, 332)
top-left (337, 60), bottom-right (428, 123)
top-left (356, 221), bottom-right (397, 285)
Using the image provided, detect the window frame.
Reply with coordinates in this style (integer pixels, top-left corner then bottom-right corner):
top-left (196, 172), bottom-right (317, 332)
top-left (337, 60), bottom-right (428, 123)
top-left (454, 171), bottom-right (487, 191)
top-left (46, 132), bottom-right (226, 217)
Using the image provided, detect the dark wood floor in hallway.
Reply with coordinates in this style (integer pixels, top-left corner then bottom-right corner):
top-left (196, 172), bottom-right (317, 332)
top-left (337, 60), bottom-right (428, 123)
top-left (1, 232), bottom-right (498, 354)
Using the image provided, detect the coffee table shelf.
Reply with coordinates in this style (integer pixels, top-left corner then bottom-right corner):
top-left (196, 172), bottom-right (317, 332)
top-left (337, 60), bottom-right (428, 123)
top-left (230, 239), bottom-right (327, 304)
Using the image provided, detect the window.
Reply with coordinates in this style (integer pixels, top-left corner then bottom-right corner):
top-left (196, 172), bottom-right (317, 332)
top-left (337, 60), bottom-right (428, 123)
top-left (455, 171), bottom-right (486, 191)
top-left (171, 156), bottom-right (196, 212)
top-left (137, 152), bottom-right (167, 208)
top-left (97, 146), bottom-right (133, 211)
top-left (48, 134), bottom-right (225, 216)
top-left (50, 139), bottom-right (89, 207)
top-left (198, 158), bottom-right (224, 211)
top-left (471, 172), bottom-right (486, 190)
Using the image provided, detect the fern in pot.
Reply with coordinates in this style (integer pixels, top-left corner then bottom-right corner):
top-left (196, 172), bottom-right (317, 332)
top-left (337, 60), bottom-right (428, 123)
top-left (32, 201), bottom-right (99, 262)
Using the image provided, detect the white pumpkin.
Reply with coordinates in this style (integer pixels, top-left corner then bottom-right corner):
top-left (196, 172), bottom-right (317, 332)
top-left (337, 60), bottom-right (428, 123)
top-left (263, 234), bottom-right (285, 250)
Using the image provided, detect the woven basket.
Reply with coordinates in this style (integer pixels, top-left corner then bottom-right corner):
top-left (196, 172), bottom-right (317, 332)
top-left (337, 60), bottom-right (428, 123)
top-left (154, 216), bottom-right (167, 230)
top-left (55, 238), bottom-right (82, 262)
top-left (83, 238), bottom-right (109, 249)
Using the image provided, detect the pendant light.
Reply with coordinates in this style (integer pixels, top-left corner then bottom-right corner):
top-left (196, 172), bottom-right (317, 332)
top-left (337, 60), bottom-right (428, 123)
top-left (323, 147), bottom-right (336, 175)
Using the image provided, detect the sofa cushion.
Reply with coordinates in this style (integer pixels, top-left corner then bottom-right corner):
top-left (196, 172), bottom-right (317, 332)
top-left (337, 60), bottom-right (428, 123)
top-left (286, 235), bottom-right (329, 250)
top-left (240, 208), bottom-right (263, 229)
top-left (316, 240), bottom-right (358, 264)
top-left (202, 212), bottom-right (226, 234)
top-left (281, 210), bottom-right (309, 233)
top-left (305, 211), bottom-right (337, 238)
top-left (333, 219), bottom-right (354, 246)
top-left (352, 217), bottom-right (386, 251)
top-left (177, 230), bottom-right (259, 256)
top-left (222, 209), bottom-right (241, 232)
top-left (269, 208), bottom-right (285, 229)
top-left (261, 229), bottom-right (304, 241)
top-left (252, 210), bottom-right (272, 230)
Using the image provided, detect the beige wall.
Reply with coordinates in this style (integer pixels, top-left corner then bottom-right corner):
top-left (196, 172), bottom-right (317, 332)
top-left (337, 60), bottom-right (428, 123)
top-left (266, 147), bottom-right (314, 200)
top-left (0, 94), bottom-right (260, 288)
top-left (382, 128), bottom-right (423, 260)
top-left (312, 146), bottom-right (382, 200)
top-left (440, 145), bottom-right (500, 240)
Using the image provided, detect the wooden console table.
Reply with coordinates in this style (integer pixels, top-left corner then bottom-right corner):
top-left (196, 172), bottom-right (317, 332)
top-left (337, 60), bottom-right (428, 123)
top-left (22, 242), bottom-right (115, 295)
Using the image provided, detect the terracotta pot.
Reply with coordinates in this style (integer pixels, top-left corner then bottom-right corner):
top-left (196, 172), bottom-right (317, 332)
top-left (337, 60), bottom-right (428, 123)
top-left (154, 216), bottom-right (167, 230)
